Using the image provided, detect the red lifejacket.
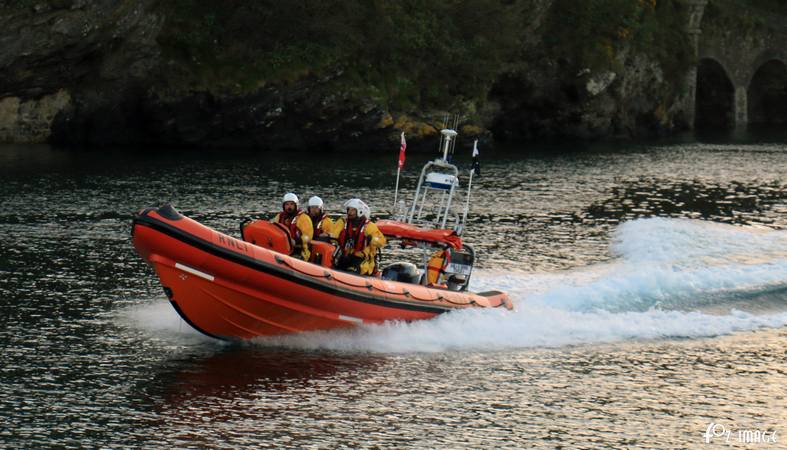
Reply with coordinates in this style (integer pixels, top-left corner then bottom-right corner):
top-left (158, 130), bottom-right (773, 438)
top-left (339, 217), bottom-right (367, 254)
top-left (278, 210), bottom-right (305, 241)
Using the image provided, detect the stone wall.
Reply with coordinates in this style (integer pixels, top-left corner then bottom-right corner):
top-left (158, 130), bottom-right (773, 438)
top-left (696, 0), bottom-right (787, 127)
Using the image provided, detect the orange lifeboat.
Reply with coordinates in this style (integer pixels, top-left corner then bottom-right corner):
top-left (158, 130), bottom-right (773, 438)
top-left (132, 205), bottom-right (512, 340)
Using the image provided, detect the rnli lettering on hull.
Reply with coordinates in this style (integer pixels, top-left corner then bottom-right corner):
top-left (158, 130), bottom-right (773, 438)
top-left (218, 234), bottom-right (249, 253)
top-left (134, 214), bottom-right (456, 314)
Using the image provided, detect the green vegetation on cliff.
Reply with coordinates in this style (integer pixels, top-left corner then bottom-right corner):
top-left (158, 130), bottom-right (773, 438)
top-left (156, 0), bottom-right (701, 114)
top-left (704, 0), bottom-right (787, 34)
top-left (4, 0), bottom-right (786, 147)
top-left (542, 0), bottom-right (690, 85)
top-left (156, 0), bottom-right (521, 111)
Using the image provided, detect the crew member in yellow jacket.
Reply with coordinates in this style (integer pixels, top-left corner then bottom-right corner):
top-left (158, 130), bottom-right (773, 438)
top-left (335, 198), bottom-right (386, 275)
top-left (272, 192), bottom-right (313, 260)
top-left (306, 196), bottom-right (343, 240)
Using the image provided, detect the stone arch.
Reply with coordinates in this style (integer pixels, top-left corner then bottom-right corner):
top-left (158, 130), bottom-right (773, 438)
top-left (695, 58), bottom-right (735, 129)
top-left (747, 58), bottom-right (787, 125)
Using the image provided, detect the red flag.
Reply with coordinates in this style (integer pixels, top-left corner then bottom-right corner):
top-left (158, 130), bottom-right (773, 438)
top-left (397, 132), bottom-right (406, 169)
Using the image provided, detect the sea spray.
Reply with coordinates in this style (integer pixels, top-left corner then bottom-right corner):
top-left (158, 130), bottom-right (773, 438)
top-left (255, 305), bottom-right (787, 353)
top-left (256, 219), bottom-right (786, 352)
top-left (124, 218), bottom-right (787, 353)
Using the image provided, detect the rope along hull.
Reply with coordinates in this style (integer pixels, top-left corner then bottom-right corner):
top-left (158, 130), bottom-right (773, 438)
top-left (131, 206), bottom-right (512, 340)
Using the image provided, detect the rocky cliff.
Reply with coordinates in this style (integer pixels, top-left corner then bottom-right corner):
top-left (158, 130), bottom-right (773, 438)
top-left (0, 0), bottom-right (778, 150)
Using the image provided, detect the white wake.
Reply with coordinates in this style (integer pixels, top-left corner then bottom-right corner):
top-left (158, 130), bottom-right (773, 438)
top-left (258, 218), bottom-right (787, 352)
top-left (123, 218), bottom-right (787, 353)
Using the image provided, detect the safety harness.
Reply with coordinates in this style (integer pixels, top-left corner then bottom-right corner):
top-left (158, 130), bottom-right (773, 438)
top-left (339, 217), bottom-right (368, 255)
top-left (312, 212), bottom-right (329, 236)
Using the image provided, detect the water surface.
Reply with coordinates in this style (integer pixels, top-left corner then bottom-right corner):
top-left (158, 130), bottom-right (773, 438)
top-left (0, 139), bottom-right (785, 448)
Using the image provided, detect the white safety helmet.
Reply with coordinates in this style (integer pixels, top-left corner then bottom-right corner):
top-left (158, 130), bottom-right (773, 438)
top-left (344, 198), bottom-right (370, 219)
top-left (307, 196), bottom-right (323, 209)
top-left (282, 192), bottom-right (299, 205)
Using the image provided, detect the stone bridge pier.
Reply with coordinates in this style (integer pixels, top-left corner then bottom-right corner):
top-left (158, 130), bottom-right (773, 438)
top-left (687, 0), bottom-right (787, 129)
top-left (696, 51), bottom-right (787, 129)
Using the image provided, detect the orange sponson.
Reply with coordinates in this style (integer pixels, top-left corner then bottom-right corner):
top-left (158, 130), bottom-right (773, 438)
top-left (131, 205), bottom-right (512, 340)
top-left (376, 219), bottom-right (463, 249)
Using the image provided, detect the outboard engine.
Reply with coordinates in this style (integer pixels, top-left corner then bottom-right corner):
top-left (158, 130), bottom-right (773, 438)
top-left (381, 262), bottom-right (421, 284)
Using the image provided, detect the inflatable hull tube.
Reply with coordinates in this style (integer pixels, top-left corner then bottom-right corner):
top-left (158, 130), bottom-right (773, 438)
top-left (131, 205), bottom-right (512, 340)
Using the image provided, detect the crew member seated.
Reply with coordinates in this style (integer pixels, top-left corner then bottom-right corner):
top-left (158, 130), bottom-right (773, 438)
top-left (334, 198), bottom-right (386, 275)
top-left (306, 196), bottom-right (343, 241)
top-left (272, 192), bottom-right (313, 260)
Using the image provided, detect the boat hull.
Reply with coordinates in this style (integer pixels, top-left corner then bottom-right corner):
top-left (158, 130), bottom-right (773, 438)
top-left (132, 206), bottom-right (512, 340)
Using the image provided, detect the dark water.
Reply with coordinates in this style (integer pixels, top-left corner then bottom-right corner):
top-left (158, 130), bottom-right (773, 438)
top-left (1, 139), bottom-right (785, 448)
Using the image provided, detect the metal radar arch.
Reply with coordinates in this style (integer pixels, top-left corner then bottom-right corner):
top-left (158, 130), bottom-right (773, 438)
top-left (392, 115), bottom-right (476, 236)
top-left (388, 114), bottom-right (479, 292)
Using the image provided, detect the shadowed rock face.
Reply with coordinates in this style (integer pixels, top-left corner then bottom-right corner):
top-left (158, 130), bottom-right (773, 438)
top-left (0, 1), bottom-right (161, 98)
top-left (0, 1), bottom-right (783, 149)
top-left (489, 53), bottom-right (682, 142)
top-left (0, 1), bottom-right (447, 149)
top-left (49, 73), bottom-right (396, 150)
top-left (0, 0), bottom-right (162, 144)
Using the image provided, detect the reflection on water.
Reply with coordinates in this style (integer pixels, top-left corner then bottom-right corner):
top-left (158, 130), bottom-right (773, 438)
top-left (0, 139), bottom-right (785, 447)
top-left (586, 178), bottom-right (784, 226)
top-left (19, 330), bottom-right (778, 449)
top-left (147, 348), bottom-right (385, 404)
